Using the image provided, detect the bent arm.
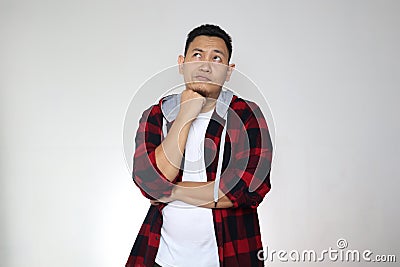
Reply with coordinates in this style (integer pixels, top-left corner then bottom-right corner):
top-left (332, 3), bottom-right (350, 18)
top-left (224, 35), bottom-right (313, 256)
top-left (132, 105), bottom-right (175, 200)
top-left (155, 90), bottom-right (206, 181)
top-left (133, 90), bottom-right (206, 200)
top-left (154, 115), bottom-right (192, 181)
top-left (218, 102), bottom-right (273, 209)
top-left (151, 181), bottom-right (233, 209)
top-left (133, 106), bottom-right (197, 199)
top-left (173, 181), bottom-right (233, 208)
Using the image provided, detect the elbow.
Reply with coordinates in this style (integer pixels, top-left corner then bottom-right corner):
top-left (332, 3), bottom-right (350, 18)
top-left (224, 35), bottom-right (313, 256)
top-left (132, 169), bottom-right (174, 200)
top-left (132, 153), bottom-right (176, 200)
top-left (132, 171), bottom-right (156, 200)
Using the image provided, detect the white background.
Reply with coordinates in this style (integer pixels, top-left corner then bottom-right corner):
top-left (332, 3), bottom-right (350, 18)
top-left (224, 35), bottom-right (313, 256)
top-left (1, 0), bottom-right (399, 266)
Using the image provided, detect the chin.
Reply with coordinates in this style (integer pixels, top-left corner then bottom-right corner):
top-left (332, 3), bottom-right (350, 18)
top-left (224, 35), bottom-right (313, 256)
top-left (187, 82), bottom-right (208, 97)
top-left (188, 82), bottom-right (221, 98)
top-left (192, 88), bottom-right (209, 97)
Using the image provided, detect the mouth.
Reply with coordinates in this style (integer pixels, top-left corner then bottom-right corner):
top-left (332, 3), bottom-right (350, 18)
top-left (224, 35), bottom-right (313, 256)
top-left (194, 75), bottom-right (211, 82)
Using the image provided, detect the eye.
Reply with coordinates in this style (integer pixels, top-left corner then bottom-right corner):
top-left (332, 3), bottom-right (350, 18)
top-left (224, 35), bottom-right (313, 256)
top-left (193, 53), bottom-right (201, 59)
top-left (213, 55), bottom-right (222, 62)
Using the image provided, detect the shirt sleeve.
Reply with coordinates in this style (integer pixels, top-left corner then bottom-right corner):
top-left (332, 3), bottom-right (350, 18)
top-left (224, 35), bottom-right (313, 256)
top-left (132, 104), bottom-right (177, 200)
top-left (219, 101), bottom-right (273, 209)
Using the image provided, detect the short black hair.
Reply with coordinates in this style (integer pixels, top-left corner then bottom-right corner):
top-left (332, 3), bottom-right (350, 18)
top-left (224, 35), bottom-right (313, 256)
top-left (184, 24), bottom-right (233, 62)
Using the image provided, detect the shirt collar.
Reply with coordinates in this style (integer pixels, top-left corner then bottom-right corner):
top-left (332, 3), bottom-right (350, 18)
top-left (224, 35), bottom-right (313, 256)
top-left (161, 89), bottom-right (234, 122)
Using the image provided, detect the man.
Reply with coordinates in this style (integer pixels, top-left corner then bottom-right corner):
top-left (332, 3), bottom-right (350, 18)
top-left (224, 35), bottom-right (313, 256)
top-left (126, 24), bottom-right (273, 267)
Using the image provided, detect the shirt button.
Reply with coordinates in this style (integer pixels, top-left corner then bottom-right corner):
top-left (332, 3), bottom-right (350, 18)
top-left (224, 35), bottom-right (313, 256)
top-left (155, 236), bottom-right (159, 240)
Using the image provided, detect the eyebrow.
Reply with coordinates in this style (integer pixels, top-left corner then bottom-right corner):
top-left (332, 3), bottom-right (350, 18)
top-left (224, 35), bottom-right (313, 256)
top-left (192, 48), bottom-right (226, 57)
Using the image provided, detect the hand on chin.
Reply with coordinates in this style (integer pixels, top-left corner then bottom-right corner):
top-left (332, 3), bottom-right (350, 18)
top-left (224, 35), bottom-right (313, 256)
top-left (190, 86), bottom-right (208, 98)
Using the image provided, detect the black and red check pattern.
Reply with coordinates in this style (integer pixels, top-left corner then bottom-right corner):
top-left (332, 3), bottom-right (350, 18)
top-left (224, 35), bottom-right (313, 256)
top-left (126, 94), bottom-right (273, 267)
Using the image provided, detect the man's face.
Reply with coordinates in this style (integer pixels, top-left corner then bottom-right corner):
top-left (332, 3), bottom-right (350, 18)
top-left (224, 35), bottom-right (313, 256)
top-left (178, 36), bottom-right (235, 99)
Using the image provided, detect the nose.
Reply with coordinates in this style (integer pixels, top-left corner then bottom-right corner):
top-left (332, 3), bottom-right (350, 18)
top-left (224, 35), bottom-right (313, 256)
top-left (199, 61), bottom-right (211, 73)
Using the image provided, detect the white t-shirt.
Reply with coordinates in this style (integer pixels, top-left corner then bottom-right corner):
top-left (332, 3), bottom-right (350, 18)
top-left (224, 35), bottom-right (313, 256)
top-left (155, 108), bottom-right (219, 267)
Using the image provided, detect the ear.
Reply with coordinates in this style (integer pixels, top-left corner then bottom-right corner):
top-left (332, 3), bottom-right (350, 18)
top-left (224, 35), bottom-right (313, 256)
top-left (178, 55), bottom-right (185, 74)
top-left (225, 63), bottom-right (236, 82)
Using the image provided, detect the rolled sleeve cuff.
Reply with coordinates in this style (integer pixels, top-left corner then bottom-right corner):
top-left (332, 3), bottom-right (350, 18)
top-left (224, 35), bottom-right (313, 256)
top-left (219, 168), bottom-right (266, 209)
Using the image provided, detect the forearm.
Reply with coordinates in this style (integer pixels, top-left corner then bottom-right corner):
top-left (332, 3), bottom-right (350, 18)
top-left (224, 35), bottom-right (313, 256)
top-left (173, 181), bottom-right (233, 209)
top-left (155, 115), bottom-right (192, 181)
top-left (154, 89), bottom-right (207, 182)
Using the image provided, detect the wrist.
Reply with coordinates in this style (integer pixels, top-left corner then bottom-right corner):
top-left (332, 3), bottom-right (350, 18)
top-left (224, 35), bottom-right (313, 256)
top-left (170, 184), bottom-right (179, 201)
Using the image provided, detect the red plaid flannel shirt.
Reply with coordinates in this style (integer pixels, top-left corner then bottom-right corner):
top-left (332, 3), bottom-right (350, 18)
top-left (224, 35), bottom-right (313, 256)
top-left (126, 91), bottom-right (273, 267)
